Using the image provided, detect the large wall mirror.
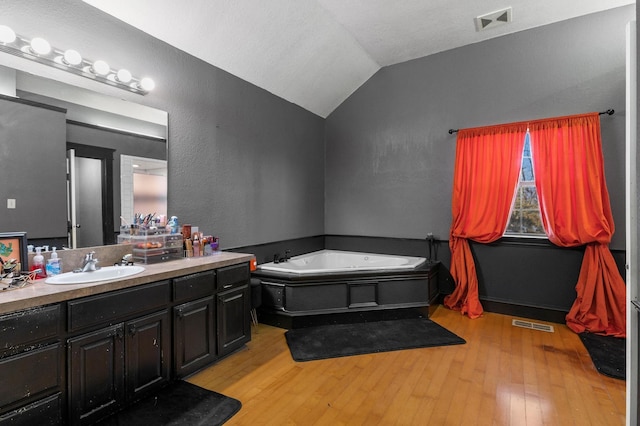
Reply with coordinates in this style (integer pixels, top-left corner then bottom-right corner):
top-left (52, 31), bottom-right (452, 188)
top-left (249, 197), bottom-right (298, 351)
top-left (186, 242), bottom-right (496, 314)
top-left (0, 65), bottom-right (168, 249)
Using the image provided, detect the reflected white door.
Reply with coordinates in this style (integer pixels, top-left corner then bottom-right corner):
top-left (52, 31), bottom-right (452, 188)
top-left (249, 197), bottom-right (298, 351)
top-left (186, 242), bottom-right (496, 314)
top-left (74, 157), bottom-right (103, 248)
top-left (67, 149), bottom-right (103, 248)
top-left (67, 149), bottom-right (77, 249)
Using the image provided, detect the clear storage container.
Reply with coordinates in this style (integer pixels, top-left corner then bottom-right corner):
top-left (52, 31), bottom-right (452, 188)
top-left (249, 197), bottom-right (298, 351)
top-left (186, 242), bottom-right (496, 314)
top-left (117, 232), bottom-right (183, 264)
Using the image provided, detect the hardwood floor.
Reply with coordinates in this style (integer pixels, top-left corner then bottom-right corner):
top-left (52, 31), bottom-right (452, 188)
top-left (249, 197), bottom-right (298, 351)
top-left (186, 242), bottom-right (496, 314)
top-left (188, 305), bottom-right (626, 425)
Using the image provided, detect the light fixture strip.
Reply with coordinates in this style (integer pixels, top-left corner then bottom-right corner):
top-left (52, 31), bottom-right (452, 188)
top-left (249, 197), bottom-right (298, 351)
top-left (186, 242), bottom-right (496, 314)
top-left (0, 29), bottom-right (153, 95)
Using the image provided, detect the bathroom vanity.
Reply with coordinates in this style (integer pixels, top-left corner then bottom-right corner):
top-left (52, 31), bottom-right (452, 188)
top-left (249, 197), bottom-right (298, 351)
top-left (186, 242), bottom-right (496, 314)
top-left (0, 252), bottom-right (253, 426)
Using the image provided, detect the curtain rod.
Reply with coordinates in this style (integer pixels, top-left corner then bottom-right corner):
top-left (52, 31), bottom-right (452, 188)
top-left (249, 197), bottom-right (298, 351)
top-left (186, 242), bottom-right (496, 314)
top-left (447, 109), bottom-right (615, 135)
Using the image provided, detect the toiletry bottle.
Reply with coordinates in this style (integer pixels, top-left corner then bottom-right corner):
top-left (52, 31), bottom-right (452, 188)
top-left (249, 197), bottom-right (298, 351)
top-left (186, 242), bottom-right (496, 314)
top-left (193, 233), bottom-right (201, 257)
top-left (46, 247), bottom-right (62, 277)
top-left (31, 247), bottom-right (47, 279)
top-left (203, 236), bottom-right (213, 256)
top-left (171, 216), bottom-right (179, 234)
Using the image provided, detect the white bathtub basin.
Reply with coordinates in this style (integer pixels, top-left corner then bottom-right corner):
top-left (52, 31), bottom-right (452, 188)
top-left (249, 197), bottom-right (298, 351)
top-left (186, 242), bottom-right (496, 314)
top-left (45, 265), bottom-right (145, 285)
top-left (257, 250), bottom-right (426, 275)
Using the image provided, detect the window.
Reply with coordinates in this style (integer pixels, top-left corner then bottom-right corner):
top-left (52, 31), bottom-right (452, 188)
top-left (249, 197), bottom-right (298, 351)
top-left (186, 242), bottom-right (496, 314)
top-left (504, 133), bottom-right (546, 237)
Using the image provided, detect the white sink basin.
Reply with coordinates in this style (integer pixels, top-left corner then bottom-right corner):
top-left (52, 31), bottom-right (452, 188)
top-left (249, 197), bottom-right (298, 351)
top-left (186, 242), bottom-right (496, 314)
top-left (45, 265), bottom-right (145, 285)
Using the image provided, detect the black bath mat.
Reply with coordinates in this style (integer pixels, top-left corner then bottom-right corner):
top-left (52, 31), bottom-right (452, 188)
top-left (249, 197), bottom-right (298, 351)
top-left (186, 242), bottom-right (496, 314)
top-left (579, 332), bottom-right (625, 380)
top-left (285, 317), bottom-right (465, 362)
top-left (97, 380), bottom-right (242, 425)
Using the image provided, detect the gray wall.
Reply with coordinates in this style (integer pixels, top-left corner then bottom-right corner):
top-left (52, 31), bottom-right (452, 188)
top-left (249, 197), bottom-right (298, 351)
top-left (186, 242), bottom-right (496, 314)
top-left (325, 6), bottom-right (632, 251)
top-left (1, 1), bottom-right (633, 254)
top-left (0, 98), bottom-right (67, 238)
top-left (2, 0), bottom-right (325, 249)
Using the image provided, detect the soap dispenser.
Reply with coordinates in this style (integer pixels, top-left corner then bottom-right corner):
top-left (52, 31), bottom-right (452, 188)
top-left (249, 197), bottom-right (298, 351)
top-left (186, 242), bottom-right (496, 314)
top-left (31, 247), bottom-right (47, 279)
top-left (46, 247), bottom-right (62, 277)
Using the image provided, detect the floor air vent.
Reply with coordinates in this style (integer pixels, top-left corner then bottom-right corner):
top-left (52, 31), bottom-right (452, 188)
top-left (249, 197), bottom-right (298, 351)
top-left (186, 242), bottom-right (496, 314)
top-left (512, 319), bottom-right (554, 333)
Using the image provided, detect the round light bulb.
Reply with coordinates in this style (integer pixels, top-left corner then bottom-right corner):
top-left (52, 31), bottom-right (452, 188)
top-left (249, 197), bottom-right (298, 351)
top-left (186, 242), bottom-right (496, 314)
top-left (116, 69), bottom-right (132, 83)
top-left (139, 77), bottom-right (155, 91)
top-left (0, 25), bottom-right (16, 44)
top-left (30, 37), bottom-right (51, 55)
top-left (62, 49), bottom-right (82, 66)
top-left (91, 60), bottom-right (110, 76)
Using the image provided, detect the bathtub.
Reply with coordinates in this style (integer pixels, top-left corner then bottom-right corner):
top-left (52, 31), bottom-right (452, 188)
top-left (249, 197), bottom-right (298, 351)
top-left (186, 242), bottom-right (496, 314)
top-left (253, 250), bottom-right (437, 328)
top-left (257, 249), bottom-right (426, 275)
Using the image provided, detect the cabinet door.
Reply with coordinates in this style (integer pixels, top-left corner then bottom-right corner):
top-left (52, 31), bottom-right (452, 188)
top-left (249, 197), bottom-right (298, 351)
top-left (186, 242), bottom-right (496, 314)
top-left (173, 297), bottom-right (216, 378)
top-left (217, 285), bottom-right (251, 357)
top-left (125, 310), bottom-right (170, 400)
top-left (68, 324), bottom-right (125, 426)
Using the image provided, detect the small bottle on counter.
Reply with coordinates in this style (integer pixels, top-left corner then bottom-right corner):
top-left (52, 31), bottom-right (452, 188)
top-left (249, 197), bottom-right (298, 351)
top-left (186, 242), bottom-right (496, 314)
top-left (46, 247), bottom-right (62, 277)
top-left (193, 233), bottom-right (201, 256)
top-left (203, 236), bottom-right (213, 256)
top-left (184, 238), bottom-right (193, 257)
top-left (168, 216), bottom-right (179, 234)
top-left (31, 247), bottom-right (47, 279)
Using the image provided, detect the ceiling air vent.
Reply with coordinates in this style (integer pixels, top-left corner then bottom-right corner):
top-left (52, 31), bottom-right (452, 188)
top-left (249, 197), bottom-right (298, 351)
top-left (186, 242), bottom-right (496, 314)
top-left (475, 7), bottom-right (512, 32)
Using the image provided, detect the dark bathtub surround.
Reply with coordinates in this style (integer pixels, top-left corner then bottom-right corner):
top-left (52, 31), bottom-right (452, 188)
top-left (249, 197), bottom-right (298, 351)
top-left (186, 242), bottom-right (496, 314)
top-left (253, 260), bottom-right (439, 329)
top-left (232, 234), bottom-right (626, 325)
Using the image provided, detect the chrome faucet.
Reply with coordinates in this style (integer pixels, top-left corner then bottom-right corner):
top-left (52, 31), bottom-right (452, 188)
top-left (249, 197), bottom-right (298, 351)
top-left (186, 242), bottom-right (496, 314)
top-left (77, 251), bottom-right (100, 272)
top-left (117, 253), bottom-right (134, 266)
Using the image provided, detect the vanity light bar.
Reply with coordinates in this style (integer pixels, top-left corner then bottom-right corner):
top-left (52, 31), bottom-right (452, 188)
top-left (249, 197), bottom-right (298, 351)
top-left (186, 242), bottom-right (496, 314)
top-left (0, 25), bottom-right (155, 95)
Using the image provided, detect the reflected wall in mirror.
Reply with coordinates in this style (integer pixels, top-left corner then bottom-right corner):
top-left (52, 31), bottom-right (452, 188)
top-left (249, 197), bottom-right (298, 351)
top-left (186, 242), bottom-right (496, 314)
top-left (0, 65), bottom-right (168, 249)
top-left (120, 155), bottom-right (168, 228)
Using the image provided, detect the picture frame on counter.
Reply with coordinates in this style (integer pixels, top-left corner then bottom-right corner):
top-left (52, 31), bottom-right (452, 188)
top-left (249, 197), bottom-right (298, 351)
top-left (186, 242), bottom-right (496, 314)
top-left (0, 232), bottom-right (28, 272)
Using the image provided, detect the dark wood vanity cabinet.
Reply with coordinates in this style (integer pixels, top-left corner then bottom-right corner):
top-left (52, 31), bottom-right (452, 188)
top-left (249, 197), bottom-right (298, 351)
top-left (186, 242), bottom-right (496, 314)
top-left (172, 270), bottom-right (217, 378)
top-left (173, 265), bottom-right (251, 375)
top-left (66, 281), bottom-right (171, 425)
top-left (216, 263), bottom-right (251, 357)
top-left (67, 310), bottom-right (171, 425)
top-left (0, 305), bottom-right (63, 426)
top-left (0, 260), bottom-right (251, 425)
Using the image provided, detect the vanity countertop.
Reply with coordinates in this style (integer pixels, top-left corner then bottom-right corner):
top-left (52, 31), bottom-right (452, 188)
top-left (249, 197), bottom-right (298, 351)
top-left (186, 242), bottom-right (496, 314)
top-left (0, 251), bottom-right (254, 315)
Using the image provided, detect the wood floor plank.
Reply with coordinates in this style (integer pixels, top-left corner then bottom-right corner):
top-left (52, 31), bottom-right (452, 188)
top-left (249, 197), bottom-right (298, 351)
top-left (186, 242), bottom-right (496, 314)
top-left (188, 305), bottom-right (626, 425)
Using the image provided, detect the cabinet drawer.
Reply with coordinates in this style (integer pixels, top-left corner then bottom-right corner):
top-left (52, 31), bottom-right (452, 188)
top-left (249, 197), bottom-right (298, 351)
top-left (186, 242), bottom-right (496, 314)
top-left (173, 270), bottom-right (216, 303)
top-left (0, 305), bottom-right (61, 357)
top-left (0, 344), bottom-right (62, 409)
top-left (0, 393), bottom-right (61, 426)
top-left (217, 263), bottom-right (249, 291)
top-left (67, 281), bottom-right (170, 333)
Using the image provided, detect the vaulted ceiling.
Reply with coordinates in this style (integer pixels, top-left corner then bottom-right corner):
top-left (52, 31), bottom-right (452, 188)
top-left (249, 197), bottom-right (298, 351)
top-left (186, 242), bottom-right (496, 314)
top-left (82, 0), bottom-right (635, 118)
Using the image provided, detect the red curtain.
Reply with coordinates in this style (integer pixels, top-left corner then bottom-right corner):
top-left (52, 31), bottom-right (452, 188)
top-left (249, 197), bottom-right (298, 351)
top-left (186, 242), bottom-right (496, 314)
top-left (529, 113), bottom-right (626, 337)
top-left (444, 125), bottom-right (527, 318)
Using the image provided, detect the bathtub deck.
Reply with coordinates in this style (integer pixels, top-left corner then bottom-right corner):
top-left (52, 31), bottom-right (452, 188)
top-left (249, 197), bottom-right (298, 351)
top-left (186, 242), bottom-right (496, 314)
top-left (253, 261), bottom-right (440, 329)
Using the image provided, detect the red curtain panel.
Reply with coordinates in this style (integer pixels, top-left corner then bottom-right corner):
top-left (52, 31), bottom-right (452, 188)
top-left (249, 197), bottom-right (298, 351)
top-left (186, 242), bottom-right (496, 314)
top-left (445, 125), bottom-right (527, 318)
top-left (530, 113), bottom-right (626, 337)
